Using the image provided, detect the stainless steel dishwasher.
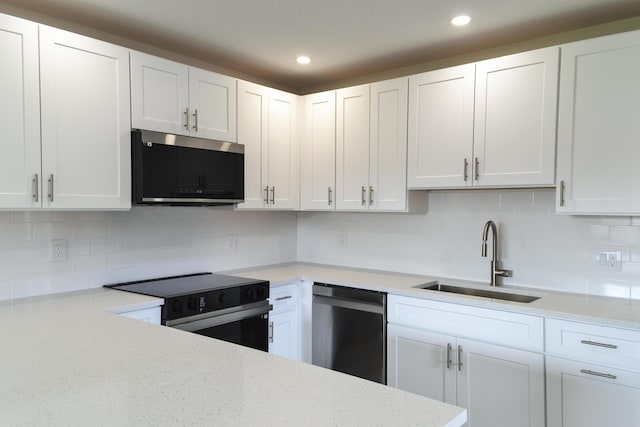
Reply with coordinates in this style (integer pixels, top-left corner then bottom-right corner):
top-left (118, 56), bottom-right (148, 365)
top-left (312, 283), bottom-right (387, 384)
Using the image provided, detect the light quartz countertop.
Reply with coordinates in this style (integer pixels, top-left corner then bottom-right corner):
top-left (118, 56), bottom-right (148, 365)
top-left (0, 287), bottom-right (466, 427)
top-left (224, 262), bottom-right (640, 330)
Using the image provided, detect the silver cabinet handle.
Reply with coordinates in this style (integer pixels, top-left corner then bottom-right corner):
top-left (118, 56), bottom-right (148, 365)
top-left (270, 186), bottom-right (275, 204)
top-left (48, 174), bottom-right (54, 202)
top-left (446, 343), bottom-right (452, 369)
top-left (32, 173), bottom-right (39, 202)
top-left (328, 187), bottom-right (333, 206)
top-left (458, 345), bottom-right (463, 371)
top-left (474, 157), bottom-right (479, 181)
top-left (580, 369), bottom-right (617, 380)
top-left (275, 295), bottom-right (292, 301)
top-left (463, 158), bottom-right (469, 181)
top-left (580, 340), bottom-right (618, 349)
top-left (264, 186), bottom-right (269, 204)
top-left (268, 321), bottom-right (274, 343)
top-left (361, 186), bottom-right (366, 206)
top-left (369, 186), bottom-right (374, 206)
top-left (559, 180), bottom-right (565, 207)
top-left (184, 107), bottom-right (190, 130)
top-left (192, 109), bottom-right (199, 132)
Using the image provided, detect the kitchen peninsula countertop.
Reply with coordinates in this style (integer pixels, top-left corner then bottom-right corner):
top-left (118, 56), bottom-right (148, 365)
top-left (0, 287), bottom-right (466, 426)
top-left (224, 262), bottom-right (640, 330)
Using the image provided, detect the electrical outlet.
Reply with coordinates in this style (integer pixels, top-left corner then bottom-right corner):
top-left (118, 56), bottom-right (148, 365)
top-left (224, 234), bottom-right (237, 251)
top-left (50, 239), bottom-right (67, 263)
top-left (339, 232), bottom-right (347, 248)
top-left (598, 251), bottom-right (621, 271)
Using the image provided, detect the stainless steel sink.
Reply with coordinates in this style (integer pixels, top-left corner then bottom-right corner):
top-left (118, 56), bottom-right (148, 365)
top-left (419, 283), bottom-right (540, 303)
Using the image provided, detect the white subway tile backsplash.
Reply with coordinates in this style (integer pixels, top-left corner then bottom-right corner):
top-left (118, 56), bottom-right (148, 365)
top-left (0, 223), bottom-right (32, 241)
top-left (589, 225), bottom-right (610, 241)
top-left (2, 190), bottom-right (640, 302)
top-left (0, 206), bottom-right (297, 302)
top-left (610, 226), bottom-right (640, 244)
top-left (298, 189), bottom-right (640, 300)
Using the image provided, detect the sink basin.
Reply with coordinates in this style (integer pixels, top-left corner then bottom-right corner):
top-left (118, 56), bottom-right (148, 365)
top-left (419, 283), bottom-right (540, 303)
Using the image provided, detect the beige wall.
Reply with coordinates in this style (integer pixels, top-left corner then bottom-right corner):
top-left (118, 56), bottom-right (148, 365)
top-left (0, 1), bottom-right (638, 94)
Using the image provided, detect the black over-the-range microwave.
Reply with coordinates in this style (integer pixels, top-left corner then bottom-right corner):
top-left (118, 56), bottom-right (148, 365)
top-left (131, 129), bottom-right (245, 206)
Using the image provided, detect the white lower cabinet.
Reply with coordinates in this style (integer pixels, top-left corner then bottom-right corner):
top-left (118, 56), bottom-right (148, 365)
top-left (387, 295), bottom-right (545, 427)
top-left (268, 282), bottom-right (301, 361)
top-left (546, 355), bottom-right (640, 427)
top-left (545, 318), bottom-right (640, 427)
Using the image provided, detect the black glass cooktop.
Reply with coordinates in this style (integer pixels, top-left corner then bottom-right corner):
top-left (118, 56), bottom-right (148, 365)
top-left (104, 272), bottom-right (265, 298)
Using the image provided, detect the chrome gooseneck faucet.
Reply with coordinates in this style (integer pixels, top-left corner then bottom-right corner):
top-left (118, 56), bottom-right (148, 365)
top-left (481, 220), bottom-right (512, 287)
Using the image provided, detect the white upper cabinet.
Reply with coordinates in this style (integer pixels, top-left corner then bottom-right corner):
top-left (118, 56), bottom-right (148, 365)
top-left (131, 51), bottom-right (236, 142)
top-left (39, 26), bottom-right (131, 209)
top-left (0, 14), bottom-right (41, 209)
top-left (408, 47), bottom-right (559, 189)
top-left (556, 30), bottom-right (640, 215)
top-left (474, 47), bottom-right (558, 187)
top-left (236, 80), bottom-right (298, 210)
top-left (267, 89), bottom-right (298, 209)
top-left (408, 64), bottom-right (475, 189)
top-left (336, 84), bottom-right (371, 210)
top-left (370, 78), bottom-right (408, 211)
top-left (335, 78), bottom-right (409, 211)
top-left (188, 67), bottom-right (237, 141)
top-left (301, 91), bottom-right (337, 210)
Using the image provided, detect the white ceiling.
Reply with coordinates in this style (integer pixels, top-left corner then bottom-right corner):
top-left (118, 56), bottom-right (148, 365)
top-left (2, 0), bottom-right (640, 93)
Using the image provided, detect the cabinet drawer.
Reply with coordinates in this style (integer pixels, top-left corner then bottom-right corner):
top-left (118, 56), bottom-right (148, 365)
top-left (546, 318), bottom-right (640, 370)
top-left (270, 282), bottom-right (299, 313)
top-left (388, 295), bottom-right (543, 351)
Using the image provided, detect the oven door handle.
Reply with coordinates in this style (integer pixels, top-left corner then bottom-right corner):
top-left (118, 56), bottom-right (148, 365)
top-left (168, 303), bottom-right (273, 332)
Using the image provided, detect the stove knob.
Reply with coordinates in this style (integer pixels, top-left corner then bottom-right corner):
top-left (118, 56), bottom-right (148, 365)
top-left (172, 299), bottom-right (183, 314)
top-left (187, 297), bottom-right (198, 311)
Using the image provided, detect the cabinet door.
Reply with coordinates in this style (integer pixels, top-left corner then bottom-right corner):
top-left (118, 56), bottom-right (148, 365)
top-left (556, 30), bottom-right (640, 215)
top-left (188, 67), bottom-right (236, 141)
top-left (336, 85), bottom-right (370, 210)
top-left (267, 89), bottom-right (298, 210)
top-left (407, 65), bottom-right (475, 189)
top-left (369, 78), bottom-right (408, 211)
top-left (474, 47), bottom-right (558, 187)
top-left (39, 26), bottom-right (131, 209)
top-left (0, 14), bottom-right (41, 208)
top-left (457, 339), bottom-right (545, 427)
top-left (269, 310), bottom-right (300, 361)
top-left (547, 355), bottom-right (640, 427)
top-left (236, 80), bottom-right (268, 209)
top-left (130, 51), bottom-right (189, 135)
top-left (387, 324), bottom-right (456, 404)
top-left (301, 91), bottom-right (336, 210)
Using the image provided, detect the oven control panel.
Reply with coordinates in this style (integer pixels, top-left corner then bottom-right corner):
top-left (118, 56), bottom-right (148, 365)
top-left (164, 281), bottom-right (269, 321)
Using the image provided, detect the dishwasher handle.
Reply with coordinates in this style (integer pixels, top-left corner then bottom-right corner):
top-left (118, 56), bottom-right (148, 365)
top-left (313, 294), bottom-right (384, 315)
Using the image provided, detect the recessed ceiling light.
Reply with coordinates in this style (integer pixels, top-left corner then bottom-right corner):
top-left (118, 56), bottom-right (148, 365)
top-left (296, 56), bottom-right (311, 65)
top-left (450, 15), bottom-right (471, 26)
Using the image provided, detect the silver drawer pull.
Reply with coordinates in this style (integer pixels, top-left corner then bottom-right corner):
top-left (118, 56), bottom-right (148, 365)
top-left (275, 295), bottom-right (292, 301)
top-left (580, 340), bottom-right (618, 349)
top-left (446, 343), bottom-right (452, 369)
top-left (580, 369), bottom-right (617, 380)
top-left (268, 321), bottom-right (274, 343)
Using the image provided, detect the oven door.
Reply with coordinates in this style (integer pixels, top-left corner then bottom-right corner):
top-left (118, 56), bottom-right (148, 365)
top-left (166, 301), bottom-right (272, 352)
